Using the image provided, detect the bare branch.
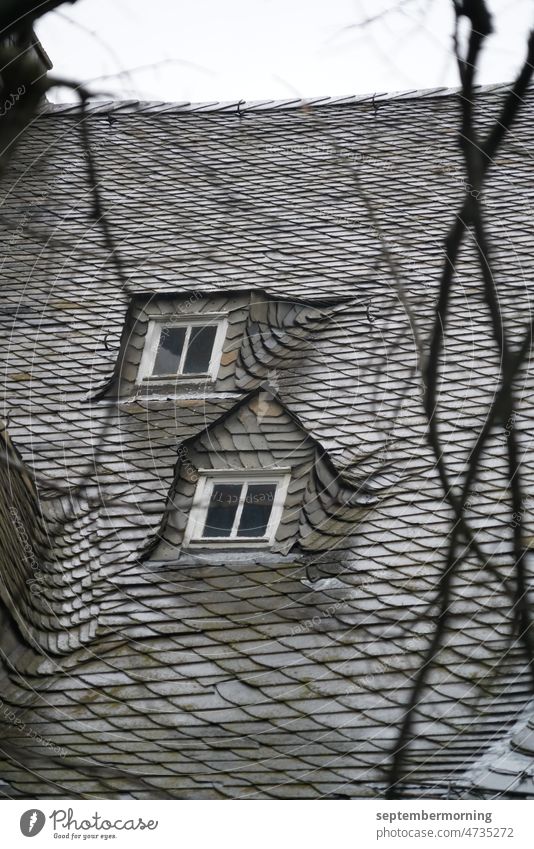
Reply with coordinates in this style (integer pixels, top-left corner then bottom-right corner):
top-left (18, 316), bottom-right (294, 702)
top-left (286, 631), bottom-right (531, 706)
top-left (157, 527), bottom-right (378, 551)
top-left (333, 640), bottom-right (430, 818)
top-left (0, 0), bottom-right (79, 40)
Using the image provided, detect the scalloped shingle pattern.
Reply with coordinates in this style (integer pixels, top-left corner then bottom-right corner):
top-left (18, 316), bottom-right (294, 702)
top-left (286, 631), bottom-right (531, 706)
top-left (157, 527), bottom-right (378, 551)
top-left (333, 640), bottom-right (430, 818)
top-left (1, 85), bottom-right (534, 798)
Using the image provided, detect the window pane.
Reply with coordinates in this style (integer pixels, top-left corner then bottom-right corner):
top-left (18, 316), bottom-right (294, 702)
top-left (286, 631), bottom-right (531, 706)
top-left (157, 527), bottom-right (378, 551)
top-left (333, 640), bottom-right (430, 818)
top-left (183, 325), bottom-right (218, 374)
top-left (152, 326), bottom-right (186, 375)
top-left (202, 483), bottom-right (242, 538)
top-left (237, 483), bottom-right (277, 538)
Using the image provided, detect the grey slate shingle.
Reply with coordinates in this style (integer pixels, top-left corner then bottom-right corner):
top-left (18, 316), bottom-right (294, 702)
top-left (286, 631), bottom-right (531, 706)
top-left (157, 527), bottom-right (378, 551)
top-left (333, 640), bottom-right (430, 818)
top-left (1, 84), bottom-right (534, 798)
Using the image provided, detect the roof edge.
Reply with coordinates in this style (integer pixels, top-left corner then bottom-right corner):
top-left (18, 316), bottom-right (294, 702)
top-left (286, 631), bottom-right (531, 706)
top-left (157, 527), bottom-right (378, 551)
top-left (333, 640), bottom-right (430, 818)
top-left (38, 81), bottom-right (517, 117)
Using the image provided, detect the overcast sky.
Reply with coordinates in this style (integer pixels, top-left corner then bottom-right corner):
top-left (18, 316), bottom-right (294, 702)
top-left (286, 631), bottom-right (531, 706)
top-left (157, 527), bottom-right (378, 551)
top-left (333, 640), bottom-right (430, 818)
top-left (37, 0), bottom-right (534, 104)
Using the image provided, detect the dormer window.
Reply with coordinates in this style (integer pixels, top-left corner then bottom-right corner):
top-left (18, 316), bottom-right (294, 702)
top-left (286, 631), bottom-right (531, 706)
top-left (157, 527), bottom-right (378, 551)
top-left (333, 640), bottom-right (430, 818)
top-left (183, 470), bottom-right (290, 548)
top-left (137, 315), bottom-right (227, 383)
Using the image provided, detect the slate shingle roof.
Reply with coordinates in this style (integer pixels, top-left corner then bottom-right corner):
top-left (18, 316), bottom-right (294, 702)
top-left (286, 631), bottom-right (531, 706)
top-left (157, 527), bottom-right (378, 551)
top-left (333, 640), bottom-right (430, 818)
top-left (1, 83), bottom-right (534, 798)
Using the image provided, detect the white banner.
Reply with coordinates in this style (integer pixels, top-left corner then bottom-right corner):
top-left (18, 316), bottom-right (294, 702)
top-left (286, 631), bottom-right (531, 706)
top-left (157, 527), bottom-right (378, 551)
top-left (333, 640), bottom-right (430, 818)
top-left (2, 799), bottom-right (534, 848)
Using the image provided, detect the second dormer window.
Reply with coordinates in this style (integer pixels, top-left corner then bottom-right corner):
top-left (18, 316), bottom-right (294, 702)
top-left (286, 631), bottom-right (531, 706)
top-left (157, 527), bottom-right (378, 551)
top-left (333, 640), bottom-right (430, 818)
top-left (137, 315), bottom-right (227, 382)
top-left (183, 470), bottom-right (290, 548)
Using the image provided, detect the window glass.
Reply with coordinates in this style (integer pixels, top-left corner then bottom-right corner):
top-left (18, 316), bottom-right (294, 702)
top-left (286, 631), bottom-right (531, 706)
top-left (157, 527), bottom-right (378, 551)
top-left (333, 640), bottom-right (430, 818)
top-left (186, 475), bottom-right (288, 546)
top-left (183, 325), bottom-right (218, 374)
top-left (152, 326), bottom-right (187, 375)
top-left (150, 322), bottom-right (220, 377)
top-left (202, 483), bottom-right (242, 537)
top-left (237, 483), bottom-right (277, 537)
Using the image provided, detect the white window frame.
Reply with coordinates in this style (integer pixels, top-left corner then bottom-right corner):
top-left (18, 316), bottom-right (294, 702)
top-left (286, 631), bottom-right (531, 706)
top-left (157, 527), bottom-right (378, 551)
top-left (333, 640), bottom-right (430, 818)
top-left (137, 313), bottom-right (228, 382)
top-left (183, 469), bottom-right (291, 548)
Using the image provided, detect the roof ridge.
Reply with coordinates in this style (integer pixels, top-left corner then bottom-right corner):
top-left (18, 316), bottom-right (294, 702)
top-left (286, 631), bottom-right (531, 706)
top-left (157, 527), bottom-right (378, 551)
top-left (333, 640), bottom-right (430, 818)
top-left (39, 81), bottom-right (517, 116)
